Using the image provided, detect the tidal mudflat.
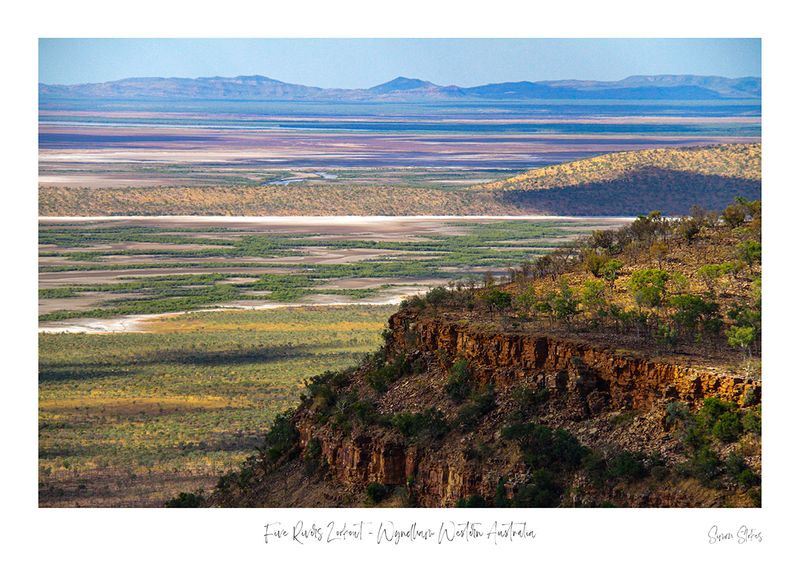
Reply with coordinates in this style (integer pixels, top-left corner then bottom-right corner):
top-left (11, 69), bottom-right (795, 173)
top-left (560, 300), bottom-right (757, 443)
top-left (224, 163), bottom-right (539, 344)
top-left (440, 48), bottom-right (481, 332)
top-left (39, 215), bottom-right (631, 331)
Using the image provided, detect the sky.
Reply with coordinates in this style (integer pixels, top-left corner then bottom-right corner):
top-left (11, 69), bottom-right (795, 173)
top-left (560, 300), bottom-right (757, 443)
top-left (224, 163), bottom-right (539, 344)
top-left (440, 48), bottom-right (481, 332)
top-left (39, 38), bottom-right (761, 87)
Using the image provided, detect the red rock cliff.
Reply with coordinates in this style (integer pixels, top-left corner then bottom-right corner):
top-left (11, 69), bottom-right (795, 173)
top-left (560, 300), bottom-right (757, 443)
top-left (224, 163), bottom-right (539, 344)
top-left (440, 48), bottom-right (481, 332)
top-left (290, 310), bottom-right (760, 507)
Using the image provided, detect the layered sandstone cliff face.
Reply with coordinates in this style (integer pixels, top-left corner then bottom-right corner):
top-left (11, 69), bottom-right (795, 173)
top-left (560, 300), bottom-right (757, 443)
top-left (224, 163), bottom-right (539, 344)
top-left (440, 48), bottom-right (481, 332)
top-left (269, 309), bottom-right (760, 508)
top-left (387, 312), bottom-right (760, 411)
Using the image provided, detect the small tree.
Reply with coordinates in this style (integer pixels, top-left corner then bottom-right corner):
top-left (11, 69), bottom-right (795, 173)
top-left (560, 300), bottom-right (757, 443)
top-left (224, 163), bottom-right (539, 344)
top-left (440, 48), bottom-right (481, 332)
top-left (628, 269), bottom-right (670, 309)
top-left (581, 279), bottom-right (607, 323)
top-left (677, 217), bottom-right (702, 243)
top-left (513, 285), bottom-right (538, 316)
top-left (738, 240), bottom-right (761, 270)
top-left (669, 272), bottom-right (690, 294)
top-left (727, 325), bottom-right (756, 357)
top-left (583, 250), bottom-right (608, 277)
top-left (519, 260), bottom-right (534, 280)
top-left (552, 279), bottom-right (580, 325)
top-left (629, 210), bottom-right (665, 243)
top-left (734, 196), bottom-right (761, 219)
top-left (649, 241), bottom-right (669, 268)
top-left (589, 229), bottom-right (619, 253)
top-left (670, 294), bottom-right (722, 342)
top-left (726, 325), bottom-right (758, 374)
top-left (485, 289), bottom-right (512, 312)
top-left (599, 259), bottom-right (623, 290)
top-left (697, 264), bottom-right (724, 294)
top-left (445, 358), bottom-right (472, 402)
top-left (722, 202), bottom-right (747, 228)
top-left (535, 293), bottom-right (556, 324)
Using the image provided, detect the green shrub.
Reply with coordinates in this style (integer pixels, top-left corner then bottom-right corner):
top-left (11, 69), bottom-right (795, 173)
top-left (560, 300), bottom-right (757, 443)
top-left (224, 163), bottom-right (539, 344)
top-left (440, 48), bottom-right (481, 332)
top-left (697, 264), bottom-right (725, 292)
top-left (390, 408), bottom-right (449, 441)
top-left (650, 465), bottom-right (668, 481)
top-left (504, 423), bottom-right (587, 472)
top-left (457, 388), bottom-right (496, 430)
top-left (445, 358), bottom-right (472, 402)
top-left (401, 295), bottom-right (426, 309)
top-left (724, 451), bottom-right (746, 476)
top-left (677, 218), bottom-right (702, 242)
top-left (698, 397), bottom-right (737, 428)
top-left (712, 412), bottom-right (742, 442)
top-left (690, 398), bottom-right (743, 442)
top-left (725, 452), bottom-right (759, 488)
top-left (165, 491), bottom-right (205, 508)
top-left (328, 393), bottom-right (377, 431)
top-left (583, 250), bottom-right (609, 277)
top-left (599, 259), bottom-right (624, 287)
top-left (455, 494), bottom-right (488, 508)
top-left (552, 279), bottom-right (580, 323)
top-left (669, 294), bottom-right (722, 341)
top-left (685, 446), bottom-right (721, 485)
top-left (656, 323), bottom-right (678, 347)
top-left (508, 385), bottom-right (549, 422)
top-left (606, 451), bottom-right (647, 483)
top-left (737, 468), bottom-right (760, 488)
top-left (366, 482), bottom-right (390, 504)
top-left (261, 411), bottom-right (300, 463)
top-left (351, 400), bottom-right (379, 425)
top-left (581, 279), bottom-right (607, 317)
top-left (684, 421), bottom-right (710, 451)
top-left (513, 285), bottom-right (538, 314)
top-left (670, 272), bottom-right (690, 294)
top-left (628, 269), bottom-right (670, 308)
top-left (303, 438), bottom-right (324, 475)
top-left (425, 286), bottom-right (450, 306)
top-left (726, 325), bottom-right (756, 354)
top-left (737, 240), bottom-right (761, 268)
top-left (366, 354), bottom-right (411, 393)
top-left (303, 372), bottom-right (341, 414)
top-left (665, 401), bottom-right (690, 428)
top-left (484, 289), bottom-right (512, 311)
top-left (628, 211), bottom-right (666, 242)
top-left (581, 451), bottom-right (609, 487)
top-left (742, 406), bottom-right (761, 435)
top-left (501, 422), bottom-right (534, 440)
top-left (722, 202), bottom-right (747, 228)
top-left (512, 470), bottom-right (562, 508)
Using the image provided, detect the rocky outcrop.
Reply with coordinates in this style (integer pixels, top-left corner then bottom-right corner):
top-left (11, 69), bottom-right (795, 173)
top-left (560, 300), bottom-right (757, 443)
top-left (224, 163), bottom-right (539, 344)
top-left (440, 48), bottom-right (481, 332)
top-left (296, 420), bottom-right (510, 507)
top-left (387, 312), bottom-right (759, 410)
top-left (285, 310), bottom-right (761, 507)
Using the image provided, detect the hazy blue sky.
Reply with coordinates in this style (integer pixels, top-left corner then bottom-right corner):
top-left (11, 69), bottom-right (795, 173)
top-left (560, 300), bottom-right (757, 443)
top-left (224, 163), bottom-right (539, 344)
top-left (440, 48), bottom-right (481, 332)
top-left (39, 38), bottom-right (761, 87)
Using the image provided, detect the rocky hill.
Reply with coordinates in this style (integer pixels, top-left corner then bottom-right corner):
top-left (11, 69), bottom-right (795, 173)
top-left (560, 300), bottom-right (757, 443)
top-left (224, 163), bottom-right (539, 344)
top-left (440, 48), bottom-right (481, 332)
top-left (39, 144), bottom-right (760, 217)
top-left (171, 199), bottom-right (762, 508)
top-left (474, 143), bottom-right (761, 216)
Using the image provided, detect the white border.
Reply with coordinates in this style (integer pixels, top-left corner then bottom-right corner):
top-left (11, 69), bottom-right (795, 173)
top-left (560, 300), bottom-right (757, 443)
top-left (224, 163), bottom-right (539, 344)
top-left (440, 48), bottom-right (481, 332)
top-left (5, 2), bottom-right (798, 563)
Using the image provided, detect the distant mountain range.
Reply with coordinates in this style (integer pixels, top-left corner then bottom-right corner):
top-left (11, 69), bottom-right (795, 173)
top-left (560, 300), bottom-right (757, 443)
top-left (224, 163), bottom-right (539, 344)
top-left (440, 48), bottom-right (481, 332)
top-left (39, 74), bottom-right (761, 101)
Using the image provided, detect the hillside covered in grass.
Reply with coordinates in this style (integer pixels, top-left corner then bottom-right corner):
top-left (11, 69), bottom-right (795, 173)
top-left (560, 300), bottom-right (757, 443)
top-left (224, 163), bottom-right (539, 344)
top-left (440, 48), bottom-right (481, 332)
top-left (39, 144), bottom-right (760, 217)
top-left (476, 143), bottom-right (761, 215)
top-left (183, 198), bottom-right (761, 508)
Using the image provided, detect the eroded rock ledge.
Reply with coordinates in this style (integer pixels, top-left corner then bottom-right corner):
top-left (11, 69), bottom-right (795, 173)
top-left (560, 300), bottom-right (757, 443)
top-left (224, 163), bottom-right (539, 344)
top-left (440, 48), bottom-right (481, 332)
top-left (285, 310), bottom-right (759, 507)
top-left (387, 311), bottom-right (759, 410)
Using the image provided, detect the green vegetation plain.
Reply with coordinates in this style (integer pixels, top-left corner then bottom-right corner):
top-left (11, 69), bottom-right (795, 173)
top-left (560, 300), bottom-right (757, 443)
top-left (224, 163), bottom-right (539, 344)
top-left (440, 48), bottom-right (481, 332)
top-left (39, 305), bottom-right (395, 507)
top-left (40, 218), bottom-right (622, 324)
